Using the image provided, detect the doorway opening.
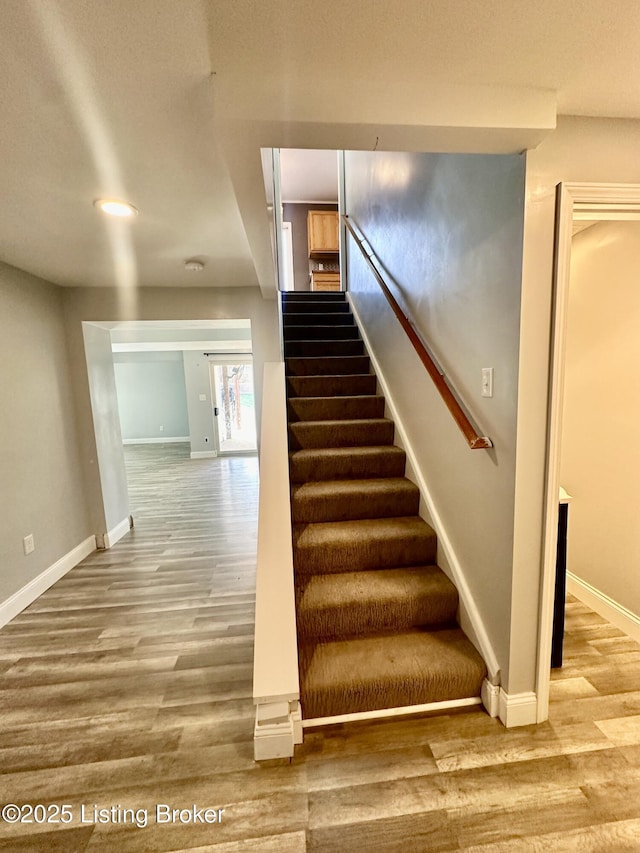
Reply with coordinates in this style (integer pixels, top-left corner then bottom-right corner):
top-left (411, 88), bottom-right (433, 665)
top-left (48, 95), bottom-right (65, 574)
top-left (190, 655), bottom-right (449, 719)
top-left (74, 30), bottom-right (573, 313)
top-left (271, 148), bottom-right (343, 293)
top-left (208, 357), bottom-right (257, 454)
top-left (537, 183), bottom-right (640, 721)
top-left (81, 317), bottom-right (258, 547)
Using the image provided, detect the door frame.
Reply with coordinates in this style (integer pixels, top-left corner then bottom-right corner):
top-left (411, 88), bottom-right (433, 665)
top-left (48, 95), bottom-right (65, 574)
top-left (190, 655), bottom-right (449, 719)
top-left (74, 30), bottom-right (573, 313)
top-left (281, 221), bottom-right (295, 291)
top-left (536, 182), bottom-right (640, 722)
top-left (338, 149), bottom-right (347, 292)
top-left (208, 355), bottom-right (258, 455)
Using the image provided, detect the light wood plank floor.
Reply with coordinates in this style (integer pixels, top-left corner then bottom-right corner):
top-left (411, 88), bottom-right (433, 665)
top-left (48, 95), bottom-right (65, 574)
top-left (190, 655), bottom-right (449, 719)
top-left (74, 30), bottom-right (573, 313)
top-left (1, 444), bottom-right (640, 851)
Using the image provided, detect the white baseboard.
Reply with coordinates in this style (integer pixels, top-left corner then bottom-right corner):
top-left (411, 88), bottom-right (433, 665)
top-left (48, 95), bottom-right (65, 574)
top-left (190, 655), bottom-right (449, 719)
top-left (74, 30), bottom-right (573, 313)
top-left (302, 697), bottom-right (482, 730)
top-left (0, 536), bottom-right (96, 629)
top-left (123, 437), bottom-right (189, 445)
top-left (347, 293), bottom-right (501, 686)
top-left (499, 689), bottom-right (537, 727)
top-left (567, 572), bottom-right (640, 644)
top-left (254, 700), bottom-right (301, 761)
top-left (481, 679), bottom-right (500, 717)
top-left (96, 516), bottom-right (132, 550)
top-left (190, 451), bottom-right (218, 459)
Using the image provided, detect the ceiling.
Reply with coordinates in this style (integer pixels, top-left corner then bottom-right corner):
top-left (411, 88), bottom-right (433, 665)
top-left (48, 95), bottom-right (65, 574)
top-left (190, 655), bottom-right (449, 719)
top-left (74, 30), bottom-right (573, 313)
top-left (280, 150), bottom-right (339, 203)
top-left (207, 1), bottom-right (640, 118)
top-left (2, 0), bottom-right (640, 294)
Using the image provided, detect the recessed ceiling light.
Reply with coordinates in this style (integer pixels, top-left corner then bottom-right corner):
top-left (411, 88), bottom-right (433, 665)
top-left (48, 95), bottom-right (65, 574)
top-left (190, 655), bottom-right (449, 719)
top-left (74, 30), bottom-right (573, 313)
top-left (94, 198), bottom-right (138, 218)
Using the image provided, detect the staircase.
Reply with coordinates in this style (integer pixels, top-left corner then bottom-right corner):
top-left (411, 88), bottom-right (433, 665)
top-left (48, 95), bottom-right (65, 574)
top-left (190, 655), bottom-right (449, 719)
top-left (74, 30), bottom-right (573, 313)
top-left (283, 291), bottom-right (487, 721)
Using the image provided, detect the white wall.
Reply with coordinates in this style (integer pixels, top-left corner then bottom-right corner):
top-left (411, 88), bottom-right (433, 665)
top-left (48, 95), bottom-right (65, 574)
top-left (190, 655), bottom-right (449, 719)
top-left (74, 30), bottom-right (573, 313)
top-left (183, 352), bottom-right (215, 455)
top-left (113, 351), bottom-right (190, 441)
top-left (0, 262), bottom-right (92, 604)
top-left (82, 323), bottom-right (130, 533)
top-left (344, 150), bottom-right (526, 689)
top-left (560, 221), bottom-right (640, 616)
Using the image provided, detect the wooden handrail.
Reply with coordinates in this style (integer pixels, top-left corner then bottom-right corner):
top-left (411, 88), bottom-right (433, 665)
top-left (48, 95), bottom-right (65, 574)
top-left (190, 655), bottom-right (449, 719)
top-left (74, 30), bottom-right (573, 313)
top-left (342, 215), bottom-right (492, 450)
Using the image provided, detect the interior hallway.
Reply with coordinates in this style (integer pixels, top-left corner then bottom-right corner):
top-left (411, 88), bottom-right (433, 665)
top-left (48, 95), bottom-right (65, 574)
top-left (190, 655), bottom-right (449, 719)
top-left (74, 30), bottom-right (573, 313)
top-left (1, 445), bottom-right (640, 851)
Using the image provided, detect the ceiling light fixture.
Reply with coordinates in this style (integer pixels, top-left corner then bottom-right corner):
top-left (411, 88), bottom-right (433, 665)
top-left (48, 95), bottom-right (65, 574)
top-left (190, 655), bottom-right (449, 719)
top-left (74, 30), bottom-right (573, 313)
top-left (94, 198), bottom-right (138, 218)
top-left (185, 259), bottom-right (205, 271)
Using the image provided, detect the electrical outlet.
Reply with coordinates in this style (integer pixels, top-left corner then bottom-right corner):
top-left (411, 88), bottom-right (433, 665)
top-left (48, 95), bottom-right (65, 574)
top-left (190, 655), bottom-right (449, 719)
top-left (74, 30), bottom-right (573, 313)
top-left (159, 425), bottom-right (164, 432)
top-left (199, 394), bottom-right (207, 402)
top-left (23, 534), bottom-right (35, 555)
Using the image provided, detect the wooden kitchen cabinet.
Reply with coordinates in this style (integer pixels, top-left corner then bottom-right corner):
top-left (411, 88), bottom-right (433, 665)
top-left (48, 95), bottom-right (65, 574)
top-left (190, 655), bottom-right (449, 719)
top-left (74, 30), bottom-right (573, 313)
top-left (311, 271), bottom-right (341, 292)
top-left (307, 210), bottom-right (339, 257)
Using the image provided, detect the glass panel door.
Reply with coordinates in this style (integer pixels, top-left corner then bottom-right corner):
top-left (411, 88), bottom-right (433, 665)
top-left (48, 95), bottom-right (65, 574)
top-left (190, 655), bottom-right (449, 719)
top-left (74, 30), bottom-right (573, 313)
top-left (210, 361), bottom-right (257, 453)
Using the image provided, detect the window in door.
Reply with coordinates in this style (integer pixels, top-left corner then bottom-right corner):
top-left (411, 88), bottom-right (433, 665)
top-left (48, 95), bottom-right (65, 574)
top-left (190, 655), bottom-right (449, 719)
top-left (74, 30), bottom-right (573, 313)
top-left (210, 359), bottom-right (257, 453)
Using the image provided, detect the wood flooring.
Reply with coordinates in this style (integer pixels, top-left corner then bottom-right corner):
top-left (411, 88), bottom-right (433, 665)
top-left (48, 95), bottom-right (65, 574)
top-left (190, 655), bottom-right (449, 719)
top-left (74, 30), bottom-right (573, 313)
top-left (1, 444), bottom-right (639, 851)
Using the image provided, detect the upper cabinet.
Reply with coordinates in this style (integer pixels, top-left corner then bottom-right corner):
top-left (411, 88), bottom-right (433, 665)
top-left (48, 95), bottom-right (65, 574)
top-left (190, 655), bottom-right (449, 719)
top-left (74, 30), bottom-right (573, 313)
top-left (307, 210), bottom-right (339, 257)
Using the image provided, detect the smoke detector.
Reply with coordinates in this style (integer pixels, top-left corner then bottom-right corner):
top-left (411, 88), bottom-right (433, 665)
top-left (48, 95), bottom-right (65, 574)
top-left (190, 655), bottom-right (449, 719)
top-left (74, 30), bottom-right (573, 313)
top-left (185, 259), bottom-right (204, 272)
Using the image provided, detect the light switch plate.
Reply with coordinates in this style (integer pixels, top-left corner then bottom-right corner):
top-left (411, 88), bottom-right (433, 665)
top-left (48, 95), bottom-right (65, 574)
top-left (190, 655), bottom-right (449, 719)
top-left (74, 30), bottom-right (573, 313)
top-left (481, 367), bottom-right (494, 398)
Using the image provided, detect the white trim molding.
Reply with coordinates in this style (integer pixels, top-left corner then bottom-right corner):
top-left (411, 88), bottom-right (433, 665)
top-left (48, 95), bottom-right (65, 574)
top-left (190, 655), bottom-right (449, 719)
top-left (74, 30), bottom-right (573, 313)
top-left (112, 340), bottom-right (251, 353)
top-left (348, 293), bottom-right (501, 687)
top-left (481, 679), bottom-right (500, 718)
top-left (0, 536), bottom-right (96, 629)
top-left (123, 437), bottom-right (189, 445)
top-left (190, 450), bottom-right (218, 459)
top-left (499, 690), bottom-right (537, 728)
top-left (567, 572), bottom-right (640, 644)
top-left (96, 516), bottom-right (132, 550)
top-left (302, 696), bottom-right (482, 730)
top-left (536, 182), bottom-right (640, 725)
top-left (254, 700), bottom-right (302, 761)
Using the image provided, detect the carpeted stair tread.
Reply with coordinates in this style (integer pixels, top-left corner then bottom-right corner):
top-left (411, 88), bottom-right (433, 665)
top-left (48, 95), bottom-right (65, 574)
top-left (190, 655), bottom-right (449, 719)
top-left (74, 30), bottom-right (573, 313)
top-left (286, 356), bottom-right (370, 376)
top-left (287, 374), bottom-right (377, 398)
top-left (299, 628), bottom-right (487, 718)
top-left (283, 325), bottom-right (360, 341)
top-left (291, 477), bottom-right (419, 522)
top-left (296, 566), bottom-right (458, 638)
top-left (282, 292), bottom-right (487, 721)
top-left (284, 312), bottom-right (355, 326)
top-left (293, 516), bottom-right (437, 574)
top-left (289, 445), bottom-right (407, 483)
top-left (289, 418), bottom-right (394, 450)
top-left (288, 395), bottom-right (385, 422)
top-left (282, 301), bottom-right (351, 314)
top-left (284, 339), bottom-right (365, 358)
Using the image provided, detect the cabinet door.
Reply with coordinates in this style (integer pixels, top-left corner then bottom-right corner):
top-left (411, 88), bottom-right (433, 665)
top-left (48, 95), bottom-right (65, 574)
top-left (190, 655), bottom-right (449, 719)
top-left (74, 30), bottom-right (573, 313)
top-left (311, 271), bottom-right (341, 291)
top-left (307, 211), bottom-right (339, 256)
